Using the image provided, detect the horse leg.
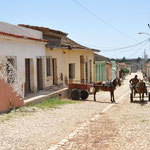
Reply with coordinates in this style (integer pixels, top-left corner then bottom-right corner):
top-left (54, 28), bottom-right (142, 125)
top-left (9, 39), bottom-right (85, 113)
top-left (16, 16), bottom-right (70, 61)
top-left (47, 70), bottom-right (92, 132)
top-left (139, 94), bottom-right (141, 102)
top-left (142, 93), bottom-right (144, 101)
top-left (112, 91), bottom-right (115, 102)
top-left (110, 91), bottom-right (113, 103)
top-left (146, 90), bottom-right (147, 96)
top-left (94, 91), bottom-right (96, 101)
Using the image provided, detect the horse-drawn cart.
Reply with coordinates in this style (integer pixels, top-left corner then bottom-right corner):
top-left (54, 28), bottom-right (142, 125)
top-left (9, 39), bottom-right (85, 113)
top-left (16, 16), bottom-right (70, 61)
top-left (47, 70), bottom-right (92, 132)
top-left (68, 78), bottom-right (121, 102)
top-left (68, 82), bottom-right (94, 100)
top-left (130, 82), bottom-right (150, 102)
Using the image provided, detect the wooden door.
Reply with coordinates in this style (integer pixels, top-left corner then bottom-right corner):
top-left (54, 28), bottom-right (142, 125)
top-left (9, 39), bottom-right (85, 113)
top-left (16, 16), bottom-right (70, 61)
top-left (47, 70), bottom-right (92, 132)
top-left (85, 62), bottom-right (88, 83)
top-left (25, 59), bottom-right (30, 94)
top-left (89, 60), bottom-right (92, 82)
top-left (80, 56), bottom-right (85, 83)
top-left (52, 58), bottom-right (57, 85)
top-left (37, 58), bottom-right (43, 90)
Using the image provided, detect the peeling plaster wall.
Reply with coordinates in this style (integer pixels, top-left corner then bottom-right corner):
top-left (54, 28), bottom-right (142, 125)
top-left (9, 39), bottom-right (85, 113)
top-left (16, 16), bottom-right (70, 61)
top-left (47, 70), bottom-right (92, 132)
top-left (46, 47), bottom-right (94, 86)
top-left (0, 36), bottom-right (46, 93)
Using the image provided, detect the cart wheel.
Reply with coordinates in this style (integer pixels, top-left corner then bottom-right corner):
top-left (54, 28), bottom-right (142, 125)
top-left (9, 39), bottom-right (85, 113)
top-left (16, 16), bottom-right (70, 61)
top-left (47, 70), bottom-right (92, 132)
top-left (80, 90), bottom-right (89, 100)
top-left (130, 93), bottom-right (133, 102)
top-left (71, 89), bottom-right (80, 100)
top-left (148, 92), bottom-right (150, 101)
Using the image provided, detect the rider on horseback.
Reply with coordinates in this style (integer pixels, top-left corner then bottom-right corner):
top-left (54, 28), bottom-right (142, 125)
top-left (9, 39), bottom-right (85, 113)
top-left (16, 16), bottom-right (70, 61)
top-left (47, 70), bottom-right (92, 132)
top-left (129, 75), bottom-right (139, 93)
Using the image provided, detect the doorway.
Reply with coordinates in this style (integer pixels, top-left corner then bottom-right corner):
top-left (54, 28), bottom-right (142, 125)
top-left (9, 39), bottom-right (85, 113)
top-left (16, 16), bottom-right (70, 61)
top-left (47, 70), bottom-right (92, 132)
top-left (85, 62), bottom-right (88, 83)
top-left (37, 58), bottom-right (43, 90)
top-left (52, 58), bottom-right (57, 85)
top-left (25, 59), bottom-right (31, 94)
top-left (89, 60), bottom-right (92, 82)
top-left (80, 56), bottom-right (85, 83)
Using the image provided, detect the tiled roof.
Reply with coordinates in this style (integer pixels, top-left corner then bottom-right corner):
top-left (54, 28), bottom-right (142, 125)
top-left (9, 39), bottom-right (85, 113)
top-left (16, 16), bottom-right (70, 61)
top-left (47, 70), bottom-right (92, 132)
top-left (0, 31), bottom-right (47, 43)
top-left (18, 24), bottom-right (100, 52)
top-left (61, 37), bottom-right (100, 52)
top-left (18, 24), bottom-right (67, 37)
top-left (94, 53), bottom-right (109, 61)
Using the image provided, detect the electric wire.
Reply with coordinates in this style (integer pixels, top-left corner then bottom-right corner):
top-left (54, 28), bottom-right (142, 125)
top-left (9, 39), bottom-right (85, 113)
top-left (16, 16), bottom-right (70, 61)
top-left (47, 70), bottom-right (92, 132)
top-left (73, 0), bottom-right (138, 42)
top-left (127, 41), bottom-right (148, 58)
top-left (107, 40), bottom-right (147, 58)
top-left (101, 39), bottom-right (149, 52)
top-left (71, 38), bottom-right (148, 52)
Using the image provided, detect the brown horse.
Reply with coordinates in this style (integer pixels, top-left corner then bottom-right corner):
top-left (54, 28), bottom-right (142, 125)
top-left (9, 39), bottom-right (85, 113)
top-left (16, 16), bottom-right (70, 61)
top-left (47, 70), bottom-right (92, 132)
top-left (93, 78), bottom-right (121, 103)
top-left (135, 80), bottom-right (147, 101)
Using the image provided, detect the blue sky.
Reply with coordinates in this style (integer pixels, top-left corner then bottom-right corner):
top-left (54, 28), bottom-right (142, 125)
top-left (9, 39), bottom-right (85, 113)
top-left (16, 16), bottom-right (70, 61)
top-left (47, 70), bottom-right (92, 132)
top-left (0, 0), bottom-right (150, 58)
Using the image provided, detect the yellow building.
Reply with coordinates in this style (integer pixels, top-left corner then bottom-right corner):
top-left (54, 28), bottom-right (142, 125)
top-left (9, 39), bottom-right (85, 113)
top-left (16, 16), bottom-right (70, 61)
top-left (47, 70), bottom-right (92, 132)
top-left (46, 37), bottom-right (99, 86)
top-left (19, 24), bottom-right (100, 89)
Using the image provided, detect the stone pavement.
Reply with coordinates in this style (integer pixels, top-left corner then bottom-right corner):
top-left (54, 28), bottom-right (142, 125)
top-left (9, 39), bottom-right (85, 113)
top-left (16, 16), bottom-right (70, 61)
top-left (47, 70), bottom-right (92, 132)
top-left (51, 72), bottom-right (150, 150)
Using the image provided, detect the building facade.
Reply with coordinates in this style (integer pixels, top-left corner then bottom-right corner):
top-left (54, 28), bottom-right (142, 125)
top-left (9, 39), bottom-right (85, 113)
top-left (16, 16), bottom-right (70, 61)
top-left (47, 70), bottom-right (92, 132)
top-left (19, 25), bottom-right (99, 87)
top-left (0, 21), bottom-right (47, 96)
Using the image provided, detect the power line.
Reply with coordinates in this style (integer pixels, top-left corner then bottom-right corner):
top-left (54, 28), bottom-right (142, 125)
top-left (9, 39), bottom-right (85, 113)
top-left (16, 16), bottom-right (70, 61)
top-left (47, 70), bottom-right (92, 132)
top-left (69, 37), bottom-right (148, 52)
top-left (73, 0), bottom-right (138, 42)
top-left (101, 39), bottom-right (149, 52)
top-left (109, 40), bottom-right (147, 58)
top-left (76, 41), bottom-right (113, 49)
top-left (127, 41), bottom-right (148, 58)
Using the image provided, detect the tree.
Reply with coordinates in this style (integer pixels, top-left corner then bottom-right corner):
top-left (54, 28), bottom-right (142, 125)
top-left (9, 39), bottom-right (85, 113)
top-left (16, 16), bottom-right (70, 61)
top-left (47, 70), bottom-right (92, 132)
top-left (122, 57), bottom-right (126, 62)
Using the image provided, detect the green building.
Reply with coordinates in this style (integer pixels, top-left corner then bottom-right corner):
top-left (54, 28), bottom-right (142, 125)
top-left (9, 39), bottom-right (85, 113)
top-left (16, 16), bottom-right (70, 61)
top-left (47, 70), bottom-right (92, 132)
top-left (95, 61), bottom-right (107, 81)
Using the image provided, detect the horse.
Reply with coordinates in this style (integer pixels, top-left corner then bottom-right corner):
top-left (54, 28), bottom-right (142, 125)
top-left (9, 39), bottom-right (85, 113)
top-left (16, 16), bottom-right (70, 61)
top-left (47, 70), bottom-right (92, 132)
top-left (135, 80), bottom-right (147, 101)
top-left (93, 78), bottom-right (121, 103)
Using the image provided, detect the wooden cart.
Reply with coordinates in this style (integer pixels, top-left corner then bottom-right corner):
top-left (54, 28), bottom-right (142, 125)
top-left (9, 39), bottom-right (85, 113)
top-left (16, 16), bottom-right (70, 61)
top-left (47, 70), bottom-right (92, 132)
top-left (130, 84), bottom-right (150, 102)
top-left (68, 83), bottom-right (94, 100)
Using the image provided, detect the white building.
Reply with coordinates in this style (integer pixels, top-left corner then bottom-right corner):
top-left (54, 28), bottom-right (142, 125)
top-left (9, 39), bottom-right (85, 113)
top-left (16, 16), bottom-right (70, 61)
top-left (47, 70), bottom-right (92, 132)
top-left (0, 21), bottom-right (47, 95)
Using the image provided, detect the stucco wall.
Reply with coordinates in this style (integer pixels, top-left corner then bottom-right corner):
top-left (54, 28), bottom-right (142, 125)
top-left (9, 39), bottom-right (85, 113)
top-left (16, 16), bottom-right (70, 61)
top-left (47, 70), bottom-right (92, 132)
top-left (0, 79), bottom-right (24, 113)
top-left (106, 63), bottom-right (112, 81)
top-left (0, 36), bottom-right (46, 92)
top-left (95, 61), bottom-right (107, 82)
top-left (46, 48), bottom-right (94, 86)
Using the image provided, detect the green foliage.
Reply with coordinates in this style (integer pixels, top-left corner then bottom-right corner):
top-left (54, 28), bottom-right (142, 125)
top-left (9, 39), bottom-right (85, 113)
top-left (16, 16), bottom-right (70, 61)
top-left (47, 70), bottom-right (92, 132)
top-left (28, 98), bottom-right (80, 109)
top-left (121, 68), bottom-right (129, 74)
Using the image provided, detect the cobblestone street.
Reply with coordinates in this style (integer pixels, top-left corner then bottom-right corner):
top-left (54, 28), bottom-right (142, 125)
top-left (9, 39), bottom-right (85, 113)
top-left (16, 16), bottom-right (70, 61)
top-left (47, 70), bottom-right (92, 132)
top-left (1, 72), bottom-right (150, 150)
top-left (54, 72), bottom-right (150, 150)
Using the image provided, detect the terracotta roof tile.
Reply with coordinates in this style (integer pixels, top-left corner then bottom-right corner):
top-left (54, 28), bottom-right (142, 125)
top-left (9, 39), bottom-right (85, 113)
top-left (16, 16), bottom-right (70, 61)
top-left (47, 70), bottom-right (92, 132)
top-left (18, 24), bottom-right (100, 52)
top-left (61, 37), bottom-right (100, 52)
top-left (0, 31), bottom-right (47, 43)
top-left (94, 53), bottom-right (109, 61)
top-left (18, 24), bottom-right (67, 37)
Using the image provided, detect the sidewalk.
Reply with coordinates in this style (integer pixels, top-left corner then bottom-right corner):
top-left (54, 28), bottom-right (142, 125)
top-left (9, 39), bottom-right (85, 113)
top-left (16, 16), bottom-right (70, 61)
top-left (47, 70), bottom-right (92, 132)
top-left (24, 87), bottom-right (68, 105)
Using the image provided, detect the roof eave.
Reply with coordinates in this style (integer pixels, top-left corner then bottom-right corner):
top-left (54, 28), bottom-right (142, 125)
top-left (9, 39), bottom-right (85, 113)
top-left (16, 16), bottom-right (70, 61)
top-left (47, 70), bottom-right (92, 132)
top-left (0, 31), bottom-right (48, 43)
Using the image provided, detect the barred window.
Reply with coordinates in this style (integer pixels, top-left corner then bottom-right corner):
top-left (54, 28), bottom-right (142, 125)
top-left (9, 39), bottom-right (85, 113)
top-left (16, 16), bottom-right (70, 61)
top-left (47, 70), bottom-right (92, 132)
top-left (46, 57), bottom-right (51, 76)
